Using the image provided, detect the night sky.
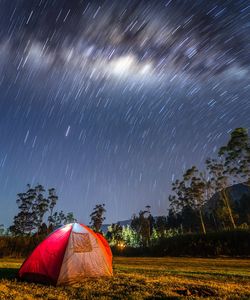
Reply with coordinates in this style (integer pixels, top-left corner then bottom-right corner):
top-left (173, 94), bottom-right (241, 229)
top-left (0, 0), bottom-right (249, 226)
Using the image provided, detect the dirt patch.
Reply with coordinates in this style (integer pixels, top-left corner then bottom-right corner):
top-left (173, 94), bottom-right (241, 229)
top-left (175, 286), bottom-right (217, 297)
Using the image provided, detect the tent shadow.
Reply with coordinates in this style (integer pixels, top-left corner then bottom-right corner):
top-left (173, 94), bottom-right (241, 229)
top-left (0, 267), bottom-right (19, 280)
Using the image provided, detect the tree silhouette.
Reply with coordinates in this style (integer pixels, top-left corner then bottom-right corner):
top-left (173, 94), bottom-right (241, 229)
top-left (169, 166), bottom-right (209, 234)
top-left (131, 206), bottom-right (153, 247)
top-left (89, 204), bottom-right (106, 232)
top-left (206, 158), bottom-right (236, 229)
top-left (219, 127), bottom-right (250, 185)
top-left (48, 188), bottom-right (58, 225)
top-left (106, 222), bottom-right (123, 246)
top-left (10, 184), bottom-right (76, 235)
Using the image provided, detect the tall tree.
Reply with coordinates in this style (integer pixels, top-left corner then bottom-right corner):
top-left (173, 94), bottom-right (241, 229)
top-left (131, 206), bottom-right (153, 247)
top-left (32, 185), bottom-right (49, 233)
top-left (183, 167), bottom-right (208, 234)
top-left (234, 193), bottom-right (250, 225)
top-left (0, 224), bottom-right (5, 236)
top-left (169, 167), bottom-right (209, 234)
top-left (89, 204), bottom-right (106, 232)
top-left (47, 210), bottom-right (76, 230)
top-left (9, 187), bottom-right (37, 235)
top-left (9, 184), bottom-right (73, 235)
top-left (206, 158), bottom-right (236, 229)
top-left (48, 188), bottom-right (58, 225)
top-left (154, 216), bottom-right (168, 238)
top-left (219, 127), bottom-right (250, 185)
top-left (106, 222), bottom-right (123, 246)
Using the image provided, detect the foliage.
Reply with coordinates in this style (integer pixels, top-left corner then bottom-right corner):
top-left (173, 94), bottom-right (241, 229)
top-left (9, 184), bottom-right (76, 236)
top-left (206, 157), bottom-right (237, 229)
top-left (47, 188), bottom-right (58, 226)
top-left (0, 236), bottom-right (44, 258)
top-left (235, 193), bottom-right (250, 224)
top-left (219, 127), bottom-right (250, 184)
top-left (9, 184), bottom-right (48, 235)
top-left (153, 216), bottom-right (168, 237)
top-left (89, 204), bottom-right (106, 232)
top-left (0, 226), bottom-right (4, 237)
top-left (168, 127), bottom-right (250, 233)
top-left (106, 223), bottom-right (123, 246)
top-left (151, 229), bottom-right (250, 257)
top-left (111, 229), bottom-right (250, 257)
top-left (121, 225), bottom-right (140, 248)
top-left (131, 206), bottom-right (154, 247)
top-left (48, 211), bottom-right (77, 231)
top-left (107, 221), bottom-right (180, 250)
top-left (169, 167), bottom-right (210, 234)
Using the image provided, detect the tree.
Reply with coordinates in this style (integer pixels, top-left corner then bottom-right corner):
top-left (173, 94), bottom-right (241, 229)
top-left (65, 212), bottom-right (77, 224)
top-left (31, 185), bottom-right (49, 234)
top-left (169, 166), bottom-right (209, 234)
top-left (121, 225), bottom-right (140, 247)
top-left (10, 186), bottom-right (37, 235)
top-left (0, 224), bottom-right (5, 236)
top-left (89, 204), bottom-right (106, 232)
top-left (167, 127), bottom-right (250, 233)
top-left (10, 184), bottom-right (76, 235)
top-left (183, 167), bottom-right (209, 234)
top-left (219, 128), bottom-right (250, 185)
top-left (48, 188), bottom-right (58, 225)
top-left (167, 209), bottom-right (183, 232)
top-left (131, 206), bottom-right (153, 247)
top-left (206, 158), bottom-right (237, 229)
top-left (106, 222), bottom-right (123, 246)
top-left (234, 193), bottom-right (250, 225)
top-left (154, 216), bottom-right (168, 238)
top-left (48, 210), bottom-right (76, 230)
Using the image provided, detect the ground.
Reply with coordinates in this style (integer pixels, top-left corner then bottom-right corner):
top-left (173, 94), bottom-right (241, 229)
top-left (0, 257), bottom-right (249, 299)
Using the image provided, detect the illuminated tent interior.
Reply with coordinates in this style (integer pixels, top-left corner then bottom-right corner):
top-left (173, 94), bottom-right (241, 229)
top-left (18, 223), bottom-right (113, 285)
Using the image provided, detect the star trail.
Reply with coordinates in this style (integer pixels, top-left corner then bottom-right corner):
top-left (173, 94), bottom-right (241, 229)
top-left (0, 0), bottom-right (249, 226)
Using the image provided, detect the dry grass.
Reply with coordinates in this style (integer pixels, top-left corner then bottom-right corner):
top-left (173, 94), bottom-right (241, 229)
top-left (0, 257), bottom-right (249, 299)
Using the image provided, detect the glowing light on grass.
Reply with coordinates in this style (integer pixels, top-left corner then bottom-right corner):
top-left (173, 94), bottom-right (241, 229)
top-left (117, 242), bottom-right (126, 250)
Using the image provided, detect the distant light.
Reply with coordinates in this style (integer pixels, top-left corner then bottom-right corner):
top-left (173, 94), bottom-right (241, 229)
top-left (118, 242), bottom-right (126, 249)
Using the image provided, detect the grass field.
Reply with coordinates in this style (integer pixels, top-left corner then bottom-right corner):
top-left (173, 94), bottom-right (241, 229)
top-left (0, 257), bottom-right (249, 299)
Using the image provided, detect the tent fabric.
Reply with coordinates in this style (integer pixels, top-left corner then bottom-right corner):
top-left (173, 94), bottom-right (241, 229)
top-left (95, 232), bottom-right (113, 265)
top-left (57, 223), bottom-right (112, 285)
top-left (18, 224), bottom-right (72, 285)
top-left (18, 223), bottom-right (113, 285)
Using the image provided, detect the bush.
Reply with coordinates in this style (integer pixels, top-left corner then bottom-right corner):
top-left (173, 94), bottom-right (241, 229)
top-left (0, 235), bottom-right (44, 258)
top-left (114, 230), bottom-right (250, 257)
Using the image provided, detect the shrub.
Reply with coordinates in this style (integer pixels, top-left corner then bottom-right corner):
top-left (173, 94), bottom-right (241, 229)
top-left (0, 235), bottom-right (44, 258)
top-left (114, 230), bottom-right (250, 257)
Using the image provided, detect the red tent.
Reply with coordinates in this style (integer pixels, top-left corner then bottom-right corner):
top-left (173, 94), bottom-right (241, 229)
top-left (18, 223), bottom-right (113, 285)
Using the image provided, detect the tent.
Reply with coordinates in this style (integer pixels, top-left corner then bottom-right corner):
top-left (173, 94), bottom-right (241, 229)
top-left (18, 223), bottom-right (113, 285)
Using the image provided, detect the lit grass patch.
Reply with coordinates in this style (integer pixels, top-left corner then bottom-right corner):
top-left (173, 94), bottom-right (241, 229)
top-left (0, 257), bottom-right (249, 299)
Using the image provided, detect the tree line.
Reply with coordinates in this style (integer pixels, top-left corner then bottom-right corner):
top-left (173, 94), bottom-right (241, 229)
top-left (168, 127), bottom-right (250, 234)
top-left (92, 128), bottom-right (250, 249)
top-left (1, 127), bottom-right (249, 252)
